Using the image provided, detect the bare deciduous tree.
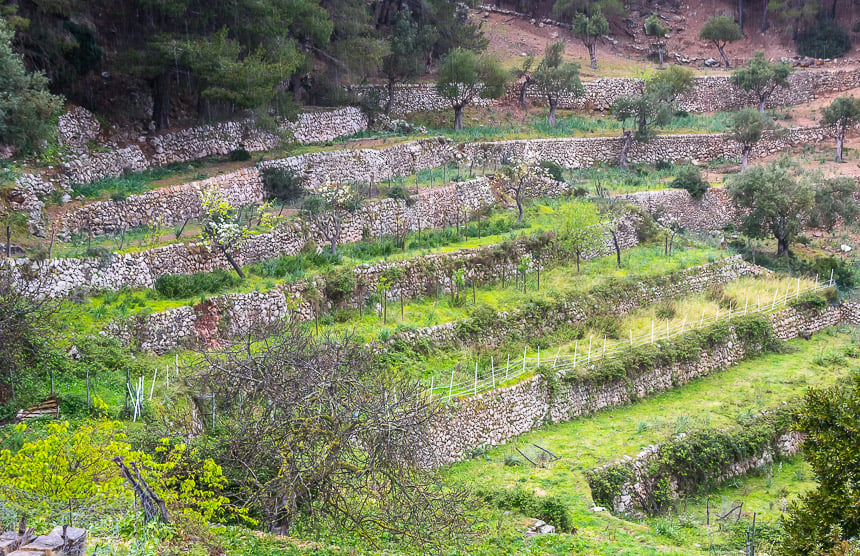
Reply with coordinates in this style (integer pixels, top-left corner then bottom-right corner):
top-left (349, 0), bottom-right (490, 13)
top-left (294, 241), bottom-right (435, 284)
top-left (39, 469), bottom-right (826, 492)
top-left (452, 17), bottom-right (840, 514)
top-left (196, 319), bottom-right (474, 551)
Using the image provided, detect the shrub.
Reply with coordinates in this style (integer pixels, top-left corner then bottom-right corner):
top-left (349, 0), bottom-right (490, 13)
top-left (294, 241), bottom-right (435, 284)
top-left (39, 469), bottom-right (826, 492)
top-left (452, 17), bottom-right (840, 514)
top-left (539, 160), bottom-right (565, 182)
top-left (797, 17), bottom-right (851, 59)
top-left (672, 166), bottom-right (708, 199)
top-left (790, 291), bottom-right (829, 311)
top-left (228, 148), bottom-right (252, 161)
top-left (155, 270), bottom-right (243, 299)
top-left (586, 464), bottom-right (631, 508)
top-left (477, 487), bottom-right (574, 532)
top-left (261, 167), bottom-right (305, 204)
top-left (386, 185), bottom-right (416, 206)
top-left (655, 301), bottom-right (676, 320)
top-left (585, 314), bottom-right (621, 339)
top-left (322, 267), bottom-right (357, 306)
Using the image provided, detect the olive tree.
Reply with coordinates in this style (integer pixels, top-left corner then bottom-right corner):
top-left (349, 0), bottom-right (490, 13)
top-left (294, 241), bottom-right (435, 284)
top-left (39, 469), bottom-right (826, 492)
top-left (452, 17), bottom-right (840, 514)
top-left (495, 149), bottom-right (552, 223)
top-left (435, 48), bottom-right (508, 130)
top-left (727, 108), bottom-right (769, 170)
top-left (727, 157), bottom-right (858, 256)
top-left (644, 15), bottom-right (669, 69)
top-left (558, 200), bottom-right (603, 272)
top-left (821, 95), bottom-right (860, 162)
top-left (572, 8), bottom-right (608, 69)
top-left (730, 51), bottom-right (792, 113)
top-left (532, 42), bottom-right (583, 127)
top-left (699, 16), bottom-right (742, 68)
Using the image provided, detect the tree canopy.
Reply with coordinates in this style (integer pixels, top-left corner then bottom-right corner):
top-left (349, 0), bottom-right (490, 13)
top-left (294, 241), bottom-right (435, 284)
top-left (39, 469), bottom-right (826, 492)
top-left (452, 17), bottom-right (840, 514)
top-left (726, 157), bottom-right (857, 256)
top-left (699, 16), bottom-right (742, 68)
top-left (0, 19), bottom-right (63, 153)
top-left (571, 9), bottom-right (609, 69)
top-left (821, 96), bottom-right (860, 162)
top-left (727, 108), bottom-right (770, 170)
top-left (731, 51), bottom-right (793, 113)
top-left (532, 42), bottom-right (583, 127)
top-left (435, 49), bottom-right (508, 130)
top-left (782, 373), bottom-right (860, 555)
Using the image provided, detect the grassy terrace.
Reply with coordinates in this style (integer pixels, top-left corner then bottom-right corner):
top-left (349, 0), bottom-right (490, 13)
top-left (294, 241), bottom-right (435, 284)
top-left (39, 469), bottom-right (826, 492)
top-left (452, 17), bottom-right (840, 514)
top-left (443, 328), bottom-right (859, 555)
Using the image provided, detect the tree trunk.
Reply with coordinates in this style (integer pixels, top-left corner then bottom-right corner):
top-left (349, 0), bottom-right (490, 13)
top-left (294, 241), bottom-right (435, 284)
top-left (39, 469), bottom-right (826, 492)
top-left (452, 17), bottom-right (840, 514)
top-left (5, 225), bottom-right (10, 258)
top-left (587, 43), bottom-right (597, 69)
top-left (617, 131), bottom-right (633, 167)
top-left (519, 77), bottom-right (530, 108)
top-left (221, 248), bottom-right (246, 279)
top-left (576, 252), bottom-right (581, 273)
top-left (658, 46), bottom-right (664, 69)
top-left (741, 146), bottom-right (751, 170)
top-left (386, 79), bottom-right (395, 115)
top-left (611, 229), bottom-right (621, 268)
top-left (717, 44), bottom-right (730, 68)
top-left (761, 1), bottom-right (769, 32)
top-left (515, 194), bottom-right (524, 223)
top-left (738, 0), bottom-right (744, 30)
top-left (831, 0), bottom-right (837, 18)
top-left (548, 99), bottom-right (557, 127)
top-left (776, 235), bottom-right (790, 256)
top-left (758, 96), bottom-right (767, 114)
top-left (151, 71), bottom-right (171, 130)
top-left (836, 132), bottom-right (844, 162)
top-left (454, 106), bottom-right (464, 130)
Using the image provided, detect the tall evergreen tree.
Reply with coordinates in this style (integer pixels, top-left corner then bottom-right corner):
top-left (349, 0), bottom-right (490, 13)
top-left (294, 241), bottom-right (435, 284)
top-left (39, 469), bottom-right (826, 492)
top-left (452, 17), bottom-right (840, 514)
top-left (0, 19), bottom-right (63, 153)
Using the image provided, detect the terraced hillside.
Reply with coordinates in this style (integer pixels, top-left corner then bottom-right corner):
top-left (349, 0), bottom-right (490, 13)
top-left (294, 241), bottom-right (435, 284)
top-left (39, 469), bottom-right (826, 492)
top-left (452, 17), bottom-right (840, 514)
top-left (2, 17), bottom-right (860, 555)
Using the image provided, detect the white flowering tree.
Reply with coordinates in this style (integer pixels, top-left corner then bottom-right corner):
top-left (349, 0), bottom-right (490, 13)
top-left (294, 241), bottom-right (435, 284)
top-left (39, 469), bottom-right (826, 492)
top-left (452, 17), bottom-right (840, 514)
top-left (495, 149), bottom-right (552, 224)
top-left (199, 187), bottom-right (271, 278)
top-left (303, 183), bottom-right (362, 255)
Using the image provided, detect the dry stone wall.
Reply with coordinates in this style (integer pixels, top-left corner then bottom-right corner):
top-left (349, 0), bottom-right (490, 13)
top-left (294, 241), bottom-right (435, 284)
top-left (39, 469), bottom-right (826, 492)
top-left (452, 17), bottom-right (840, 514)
top-left (594, 426), bottom-right (804, 515)
top-left (463, 126), bottom-right (833, 169)
top-left (9, 178), bottom-right (496, 298)
top-left (58, 168), bottom-right (264, 236)
top-left (389, 255), bottom-right (757, 352)
top-left (357, 69), bottom-right (860, 116)
top-left (418, 302), bottom-right (858, 467)
top-left (56, 124), bottom-right (829, 237)
top-left (618, 187), bottom-right (737, 232)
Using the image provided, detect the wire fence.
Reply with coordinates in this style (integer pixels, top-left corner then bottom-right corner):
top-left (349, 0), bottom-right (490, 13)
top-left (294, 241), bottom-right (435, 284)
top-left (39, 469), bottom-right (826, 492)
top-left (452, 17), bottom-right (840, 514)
top-left (424, 273), bottom-right (834, 403)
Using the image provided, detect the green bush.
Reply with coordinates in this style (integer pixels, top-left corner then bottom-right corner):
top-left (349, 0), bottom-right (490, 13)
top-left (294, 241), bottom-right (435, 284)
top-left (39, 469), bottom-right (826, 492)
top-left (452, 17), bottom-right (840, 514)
top-left (261, 167), bottom-right (305, 204)
top-left (790, 291), bottom-right (829, 311)
top-left (322, 267), bottom-right (357, 306)
top-left (539, 160), bottom-right (565, 182)
top-left (386, 185), bottom-right (416, 206)
top-left (155, 270), bottom-right (243, 299)
top-left (228, 148), bottom-right (252, 161)
top-left (585, 314), bottom-right (621, 339)
top-left (672, 166), bottom-right (708, 199)
top-left (797, 17), bottom-right (851, 59)
top-left (478, 487), bottom-right (574, 532)
top-left (586, 463), bottom-right (631, 508)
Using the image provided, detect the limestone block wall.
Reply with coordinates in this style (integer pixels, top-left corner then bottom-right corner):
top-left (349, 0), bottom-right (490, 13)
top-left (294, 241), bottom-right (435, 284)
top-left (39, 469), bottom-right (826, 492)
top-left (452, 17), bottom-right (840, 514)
top-left (8, 178), bottom-right (496, 298)
top-left (284, 107), bottom-right (368, 144)
top-left (417, 302), bottom-right (856, 467)
top-left (58, 168), bottom-right (265, 236)
top-left (462, 126), bottom-right (833, 169)
top-left (57, 107), bottom-right (101, 148)
top-left (618, 187), bottom-right (737, 232)
top-left (358, 69), bottom-right (860, 116)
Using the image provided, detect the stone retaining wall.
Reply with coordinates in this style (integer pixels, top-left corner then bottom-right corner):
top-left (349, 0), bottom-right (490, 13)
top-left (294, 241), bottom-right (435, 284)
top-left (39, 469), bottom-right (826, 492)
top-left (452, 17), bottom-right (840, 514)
top-left (418, 302), bottom-right (859, 467)
top-left (8, 178), bottom-right (496, 298)
top-left (618, 187), bottom-right (737, 232)
top-left (591, 425), bottom-right (804, 515)
top-left (55, 123), bottom-right (829, 237)
top-left (355, 68), bottom-right (860, 116)
top-left (389, 255), bottom-right (757, 353)
top-left (105, 222), bottom-right (618, 353)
